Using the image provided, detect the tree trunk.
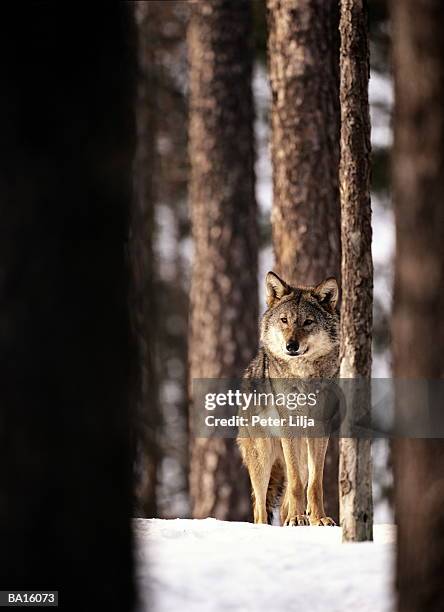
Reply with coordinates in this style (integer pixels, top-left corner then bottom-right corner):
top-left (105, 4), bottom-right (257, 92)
top-left (391, 0), bottom-right (444, 609)
top-left (188, 0), bottom-right (258, 521)
top-left (0, 5), bottom-right (136, 610)
top-left (131, 0), bottom-right (160, 519)
top-left (132, 1), bottom-right (191, 518)
top-left (266, 0), bottom-right (341, 523)
top-left (338, 0), bottom-right (373, 542)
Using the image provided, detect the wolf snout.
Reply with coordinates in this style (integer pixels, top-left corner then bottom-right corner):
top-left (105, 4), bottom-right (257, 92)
top-left (285, 340), bottom-right (300, 355)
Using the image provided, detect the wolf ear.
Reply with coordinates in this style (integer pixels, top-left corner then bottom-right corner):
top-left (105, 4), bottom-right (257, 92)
top-left (314, 277), bottom-right (339, 311)
top-left (266, 271), bottom-right (291, 307)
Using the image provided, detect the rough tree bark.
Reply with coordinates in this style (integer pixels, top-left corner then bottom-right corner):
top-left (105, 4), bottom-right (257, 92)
top-left (188, 0), bottom-right (258, 520)
top-left (131, 0), bottom-right (160, 519)
top-left (267, 0), bottom-right (341, 523)
top-left (391, 0), bottom-right (444, 609)
top-left (338, 0), bottom-right (373, 542)
top-left (0, 4), bottom-right (136, 610)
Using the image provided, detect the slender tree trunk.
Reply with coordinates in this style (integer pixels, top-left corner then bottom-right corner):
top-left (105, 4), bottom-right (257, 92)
top-left (131, 0), bottom-right (160, 518)
top-left (188, 0), bottom-right (258, 520)
top-left (338, 0), bottom-right (373, 542)
top-left (0, 5), bottom-right (136, 610)
top-left (266, 0), bottom-right (341, 523)
top-left (391, 0), bottom-right (444, 609)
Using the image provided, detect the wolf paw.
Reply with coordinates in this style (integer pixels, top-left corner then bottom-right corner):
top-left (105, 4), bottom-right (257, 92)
top-left (284, 514), bottom-right (310, 527)
top-left (309, 516), bottom-right (336, 526)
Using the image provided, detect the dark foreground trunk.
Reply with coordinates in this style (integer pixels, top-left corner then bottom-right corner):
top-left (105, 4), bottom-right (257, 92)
top-left (0, 5), bottom-right (136, 610)
top-left (391, 0), bottom-right (444, 610)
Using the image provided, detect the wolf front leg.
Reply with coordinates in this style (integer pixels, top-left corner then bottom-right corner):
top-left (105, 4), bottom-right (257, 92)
top-left (239, 438), bottom-right (272, 524)
top-left (280, 438), bottom-right (309, 526)
top-left (306, 437), bottom-right (335, 526)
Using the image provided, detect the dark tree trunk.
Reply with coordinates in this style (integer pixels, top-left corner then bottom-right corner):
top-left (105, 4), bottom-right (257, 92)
top-left (131, 0), bottom-right (160, 519)
top-left (266, 0), bottom-right (341, 523)
top-left (131, 1), bottom-right (191, 518)
top-left (338, 0), bottom-right (373, 542)
top-left (391, 0), bottom-right (444, 609)
top-left (145, 1), bottom-right (191, 518)
top-left (0, 5), bottom-right (136, 610)
top-left (188, 0), bottom-right (258, 521)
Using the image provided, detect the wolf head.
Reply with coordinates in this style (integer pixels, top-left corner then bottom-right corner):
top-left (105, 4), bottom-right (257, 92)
top-left (261, 271), bottom-right (339, 361)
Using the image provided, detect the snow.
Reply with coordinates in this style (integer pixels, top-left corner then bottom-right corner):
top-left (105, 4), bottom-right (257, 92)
top-left (134, 519), bottom-right (395, 612)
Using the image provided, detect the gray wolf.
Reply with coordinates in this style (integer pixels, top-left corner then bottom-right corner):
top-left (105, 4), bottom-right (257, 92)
top-left (237, 271), bottom-right (339, 526)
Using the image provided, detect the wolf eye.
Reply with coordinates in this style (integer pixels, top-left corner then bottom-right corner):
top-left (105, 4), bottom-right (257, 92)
top-left (280, 316), bottom-right (288, 324)
top-left (304, 319), bottom-right (314, 326)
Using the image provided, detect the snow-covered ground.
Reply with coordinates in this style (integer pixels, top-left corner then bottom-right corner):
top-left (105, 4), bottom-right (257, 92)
top-left (135, 519), bottom-right (396, 612)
